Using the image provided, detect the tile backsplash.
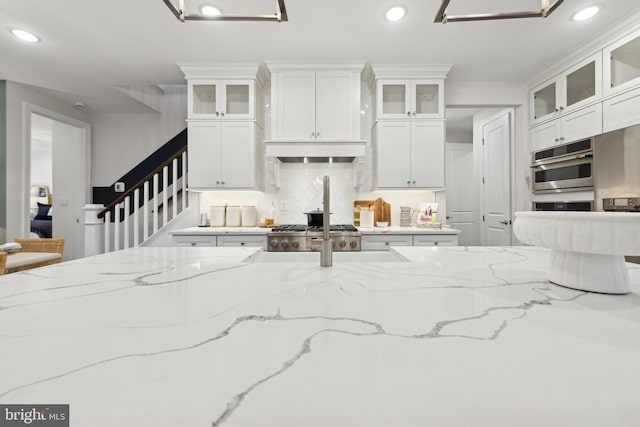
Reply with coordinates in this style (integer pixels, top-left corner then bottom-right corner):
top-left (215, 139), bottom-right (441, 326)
top-left (199, 163), bottom-right (445, 226)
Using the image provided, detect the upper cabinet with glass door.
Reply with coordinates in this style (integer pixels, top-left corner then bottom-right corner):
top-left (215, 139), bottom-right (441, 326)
top-left (376, 79), bottom-right (444, 119)
top-left (604, 28), bottom-right (640, 97)
top-left (529, 52), bottom-right (602, 125)
top-left (188, 79), bottom-right (255, 120)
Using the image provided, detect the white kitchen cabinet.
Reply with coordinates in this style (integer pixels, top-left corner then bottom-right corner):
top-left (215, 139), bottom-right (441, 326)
top-left (188, 80), bottom-right (255, 120)
top-left (174, 235), bottom-right (217, 247)
top-left (529, 53), bottom-right (602, 125)
top-left (267, 63), bottom-right (363, 142)
top-left (529, 103), bottom-right (602, 152)
top-left (376, 79), bottom-right (444, 119)
top-left (361, 234), bottom-right (413, 251)
top-left (603, 85), bottom-right (640, 132)
top-left (375, 120), bottom-right (445, 188)
top-left (603, 27), bottom-right (640, 97)
top-left (217, 235), bottom-right (266, 248)
top-left (412, 234), bottom-right (458, 246)
top-left (361, 233), bottom-right (459, 251)
top-left (188, 121), bottom-right (256, 189)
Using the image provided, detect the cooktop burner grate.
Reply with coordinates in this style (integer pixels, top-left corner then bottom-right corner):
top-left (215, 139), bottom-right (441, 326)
top-left (271, 224), bottom-right (358, 232)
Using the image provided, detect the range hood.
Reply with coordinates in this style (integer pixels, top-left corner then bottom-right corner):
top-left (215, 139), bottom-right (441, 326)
top-left (264, 140), bottom-right (366, 163)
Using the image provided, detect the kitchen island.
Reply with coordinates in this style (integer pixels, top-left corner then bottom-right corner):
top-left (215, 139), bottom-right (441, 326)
top-left (1, 246), bottom-right (639, 427)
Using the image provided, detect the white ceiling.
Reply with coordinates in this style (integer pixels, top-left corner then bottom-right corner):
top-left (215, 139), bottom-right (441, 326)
top-left (2, 0), bottom-right (640, 113)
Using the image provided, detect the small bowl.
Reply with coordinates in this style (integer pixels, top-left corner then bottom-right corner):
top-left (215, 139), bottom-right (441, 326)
top-left (376, 221), bottom-right (388, 228)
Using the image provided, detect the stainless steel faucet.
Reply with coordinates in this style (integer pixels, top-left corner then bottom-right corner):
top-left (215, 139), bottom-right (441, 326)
top-left (320, 175), bottom-right (332, 267)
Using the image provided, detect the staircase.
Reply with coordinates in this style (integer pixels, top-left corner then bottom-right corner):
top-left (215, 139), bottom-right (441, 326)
top-left (95, 136), bottom-right (190, 252)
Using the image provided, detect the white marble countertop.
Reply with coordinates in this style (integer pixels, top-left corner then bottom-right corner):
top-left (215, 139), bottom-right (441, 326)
top-left (171, 226), bottom-right (270, 235)
top-left (172, 225), bottom-right (461, 235)
top-left (1, 246), bottom-right (639, 427)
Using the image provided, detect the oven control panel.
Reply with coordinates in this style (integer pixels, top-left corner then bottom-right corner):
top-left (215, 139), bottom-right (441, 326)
top-left (602, 197), bottom-right (640, 212)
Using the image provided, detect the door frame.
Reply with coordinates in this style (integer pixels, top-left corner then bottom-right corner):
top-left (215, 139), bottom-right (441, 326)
top-left (475, 108), bottom-right (515, 246)
top-left (21, 103), bottom-right (92, 240)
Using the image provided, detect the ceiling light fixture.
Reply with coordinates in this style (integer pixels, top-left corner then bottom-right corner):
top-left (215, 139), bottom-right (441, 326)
top-left (434, 0), bottom-right (565, 23)
top-left (11, 29), bottom-right (39, 43)
top-left (572, 6), bottom-right (599, 21)
top-left (163, 0), bottom-right (288, 22)
top-left (386, 6), bottom-right (406, 22)
top-left (200, 5), bottom-right (221, 16)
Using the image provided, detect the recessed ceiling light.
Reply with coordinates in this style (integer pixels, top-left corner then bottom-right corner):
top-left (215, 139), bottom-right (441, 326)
top-left (11, 29), bottom-right (39, 43)
top-left (572, 6), bottom-right (599, 21)
top-left (386, 6), bottom-right (406, 22)
top-left (200, 5), bottom-right (222, 16)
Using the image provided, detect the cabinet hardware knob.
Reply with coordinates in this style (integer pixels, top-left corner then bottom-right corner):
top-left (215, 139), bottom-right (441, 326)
top-left (559, 137), bottom-right (565, 141)
top-left (499, 220), bottom-right (509, 225)
top-left (316, 132), bottom-right (320, 137)
top-left (412, 180), bottom-right (416, 184)
top-left (412, 111), bottom-right (416, 116)
top-left (407, 180), bottom-right (411, 184)
top-left (559, 106), bottom-right (564, 110)
top-left (407, 111), bottom-right (411, 116)
top-left (221, 112), bottom-right (225, 116)
top-left (216, 181), bottom-right (220, 184)
top-left (216, 111), bottom-right (220, 116)
top-left (240, 242), bottom-right (245, 246)
top-left (221, 181), bottom-right (225, 184)
top-left (554, 138), bottom-right (560, 142)
top-left (554, 108), bottom-right (559, 112)
top-left (311, 132), bottom-right (315, 137)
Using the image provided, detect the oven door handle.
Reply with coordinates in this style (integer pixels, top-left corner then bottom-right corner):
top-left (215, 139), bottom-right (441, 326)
top-left (531, 155), bottom-right (593, 169)
top-left (531, 152), bottom-right (593, 167)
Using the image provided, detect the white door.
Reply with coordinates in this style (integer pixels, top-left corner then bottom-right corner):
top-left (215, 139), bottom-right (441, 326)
top-left (220, 122), bottom-right (254, 188)
top-left (376, 122), bottom-right (411, 188)
top-left (482, 110), bottom-right (512, 246)
top-left (315, 71), bottom-right (354, 140)
top-left (445, 142), bottom-right (475, 245)
top-left (52, 121), bottom-right (86, 260)
top-left (411, 121), bottom-right (444, 187)
top-left (187, 122), bottom-right (220, 188)
top-left (277, 71), bottom-right (315, 140)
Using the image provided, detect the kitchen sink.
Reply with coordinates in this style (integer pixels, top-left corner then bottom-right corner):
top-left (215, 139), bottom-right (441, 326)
top-left (244, 250), bottom-right (409, 263)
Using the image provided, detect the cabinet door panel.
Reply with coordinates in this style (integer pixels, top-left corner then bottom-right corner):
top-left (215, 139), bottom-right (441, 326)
top-left (603, 86), bottom-right (640, 133)
top-left (188, 122), bottom-right (220, 188)
top-left (412, 80), bottom-right (444, 118)
top-left (376, 122), bottom-right (411, 188)
top-left (219, 122), bottom-right (255, 188)
top-left (315, 72), bottom-right (354, 140)
top-left (277, 72), bottom-right (315, 140)
top-left (377, 80), bottom-right (410, 119)
top-left (222, 80), bottom-right (254, 119)
top-left (563, 103), bottom-right (602, 143)
top-left (529, 120), bottom-right (561, 152)
top-left (411, 121), bottom-right (444, 188)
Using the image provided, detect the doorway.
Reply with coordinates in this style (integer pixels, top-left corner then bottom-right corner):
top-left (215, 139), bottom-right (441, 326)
top-left (26, 106), bottom-right (90, 261)
top-left (445, 107), bottom-right (515, 246)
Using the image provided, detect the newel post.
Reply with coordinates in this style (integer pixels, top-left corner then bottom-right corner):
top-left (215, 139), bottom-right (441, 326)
top-left (84, 204), bottom-right (105, 257)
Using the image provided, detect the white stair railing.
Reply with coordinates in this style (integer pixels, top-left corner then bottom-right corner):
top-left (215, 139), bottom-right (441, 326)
top-left (98, 147), bottom-right (188, 252)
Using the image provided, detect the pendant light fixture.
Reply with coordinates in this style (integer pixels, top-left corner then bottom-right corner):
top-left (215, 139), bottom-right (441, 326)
top-left (434, 0), bottom-right (565, 23)
top-left (162, 0), bottom-right (288, 22)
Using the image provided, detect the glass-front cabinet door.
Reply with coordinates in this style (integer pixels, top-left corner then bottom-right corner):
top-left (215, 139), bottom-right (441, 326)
top-left (377, 80), bottom-right (410, 119)
top-left (411, 80), bottom-right (443, 118)
top-left (529, 53), bottom-right (601, 125)
top-left (604, 29), bottom-right (640, 96)
top-left (377, 79), bottom-right (444, 119)
top-left (188, 80), bottom-right (254, 119)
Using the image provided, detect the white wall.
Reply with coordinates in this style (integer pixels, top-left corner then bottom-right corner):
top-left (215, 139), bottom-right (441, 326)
top-left (5, 81), bottom-right (90, 242)
top-left (91, 86), bottom-right (187, 186)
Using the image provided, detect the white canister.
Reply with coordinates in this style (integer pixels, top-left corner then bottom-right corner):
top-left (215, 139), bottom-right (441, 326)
top-left (210, 206), bottom-right (226, 227)
top-left (241, 206), bottom-right (257, 227)
top-left (226, 206), bottom-right (241, 227)
top-left (360, 210), bottom-right (374, 228)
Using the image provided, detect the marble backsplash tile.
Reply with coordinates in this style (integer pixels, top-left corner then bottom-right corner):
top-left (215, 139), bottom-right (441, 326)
top-left (199, 163), bottom-right (445, 226)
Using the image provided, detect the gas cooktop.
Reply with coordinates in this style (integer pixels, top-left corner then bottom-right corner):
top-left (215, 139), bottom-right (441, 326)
top-left (267, 224), bottom-right (361, 251)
